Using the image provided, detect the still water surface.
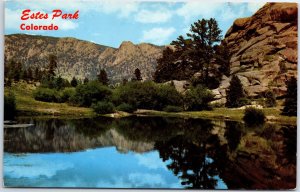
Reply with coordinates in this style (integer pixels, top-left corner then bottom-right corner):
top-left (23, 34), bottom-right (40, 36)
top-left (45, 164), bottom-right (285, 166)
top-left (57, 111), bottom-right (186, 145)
top-left (3, 116), bottom-right (296, 189)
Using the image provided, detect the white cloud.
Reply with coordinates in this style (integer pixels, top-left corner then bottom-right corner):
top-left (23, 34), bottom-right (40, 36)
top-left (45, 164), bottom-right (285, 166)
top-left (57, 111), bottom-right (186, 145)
top-left (135, 152), bottom-right (167, 170)
top-left (176, 2), bottom-right (224, 22)
top-left (141, 27), bottom-right (175, 45)
top-left (135, 9), bottom-right (172, 23)
top-left (5, 8), bottom-right (78, 31)
top-left (247, 2), bottom-right (266, 13)
top-left (128, 173), bottom-right (166, 187)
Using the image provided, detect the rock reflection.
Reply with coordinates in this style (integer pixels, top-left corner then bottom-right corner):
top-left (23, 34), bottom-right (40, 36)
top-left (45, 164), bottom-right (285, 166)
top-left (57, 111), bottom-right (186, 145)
top-left (3, 116), bottom-right (296, 189)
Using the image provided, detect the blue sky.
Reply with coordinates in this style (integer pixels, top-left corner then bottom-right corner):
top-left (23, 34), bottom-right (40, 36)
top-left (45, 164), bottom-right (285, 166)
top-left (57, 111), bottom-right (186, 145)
top-left (5, 0), bottom-right (266, 48)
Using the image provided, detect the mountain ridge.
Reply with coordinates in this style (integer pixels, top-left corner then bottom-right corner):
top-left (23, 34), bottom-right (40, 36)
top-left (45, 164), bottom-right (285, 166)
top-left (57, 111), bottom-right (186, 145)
top-left (5, 33), bottom-right (163, 82)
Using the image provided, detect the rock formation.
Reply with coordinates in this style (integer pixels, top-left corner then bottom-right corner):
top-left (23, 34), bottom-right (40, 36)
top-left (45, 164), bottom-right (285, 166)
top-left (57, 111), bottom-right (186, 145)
top-left (213, 3), bottom-right (297, 103)
top-left (5, 34), bottom-right (163, 82)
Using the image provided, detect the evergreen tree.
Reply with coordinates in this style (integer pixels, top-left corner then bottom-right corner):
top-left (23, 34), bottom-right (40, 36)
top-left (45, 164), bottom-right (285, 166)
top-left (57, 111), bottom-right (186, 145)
top-left (214, 42), bottom-right (231, 77)
top-left (48, 54), bottom-right (57, 77)
top-left (27, 67), bottom-right (33, 81)
top-left (71, 76), bottom-right (78, 87)
top-left (282, 77), bottom-right (297, 116)
top-left (97, 69), bottom-right (109, 85)
top-left (83, 77), bottom-right (89, 84)
top-left (34, 67), bottom-right (40, 81)
top-left (134, 68), bottom-right (142, 81)
top-left (226, 75), bottom-right (245, 108)
top-left (154, 18), bottom-right (222, 85)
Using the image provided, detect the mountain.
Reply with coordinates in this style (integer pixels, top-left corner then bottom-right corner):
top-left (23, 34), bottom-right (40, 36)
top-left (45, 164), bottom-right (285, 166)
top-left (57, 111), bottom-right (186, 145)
top-left (213, 2), bottom-right (297, 103)
top-left (5, 34), bottom-right (163, 82)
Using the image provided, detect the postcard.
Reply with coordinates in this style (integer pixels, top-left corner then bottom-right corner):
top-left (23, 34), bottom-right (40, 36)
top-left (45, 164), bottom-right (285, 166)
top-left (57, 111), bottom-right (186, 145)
top-left (3, 0), bottom-right (297, 189)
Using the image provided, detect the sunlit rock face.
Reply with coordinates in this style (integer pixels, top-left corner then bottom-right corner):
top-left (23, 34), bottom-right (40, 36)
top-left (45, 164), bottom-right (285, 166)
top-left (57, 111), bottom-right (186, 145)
top-left (5, 34), bottom-right (163, 83)
top-left (215, 3), bottom-right (297, 102)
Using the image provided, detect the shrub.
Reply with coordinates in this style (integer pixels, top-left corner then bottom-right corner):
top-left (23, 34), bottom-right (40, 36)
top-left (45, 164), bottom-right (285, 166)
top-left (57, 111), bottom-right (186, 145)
top-left (4, 92), bottom-right (16, 120)
top-left (163, 105), bottom-right (183, 112)
top-left (116, 103), bottom-right (136, 113)
top-left (112, 81), bottom-right (182, 110)
top-left (184, 85), bottom-right (214, 111)
top-left (243, 107), bottom-right (266, 126)
top-left (70, 81), bottom-right (112, 107)
top-left (226, 75), bottom-right (245, 108)
top-left (33, 87), bottom-right (59, 102)
top-left (265, 90), bottom-right (276, 107)
top-left (60, 87), bottom-right (76, 103)
top-left (282, 77), bottom-right (297, 116)
top-left (91, 101), bottom-right (115, 114)
top-left (238, 97), bottom-right (251, 106)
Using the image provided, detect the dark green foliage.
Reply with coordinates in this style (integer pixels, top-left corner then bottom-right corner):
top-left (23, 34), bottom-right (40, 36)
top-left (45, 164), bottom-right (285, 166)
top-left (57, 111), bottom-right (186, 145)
top-left (243, 107), bottom-right (266, 126)
top-left (91, 101), bottom-right (115, 114)
top-left (282, 77), bottom-right (297, 116)
top-left (214, 43), bottom-right (231, 77)
top-left (184, 85), bottom-right (214, 111)
top-left (134, 68), bottom-right (142, 81)
top-left (226, 75), bottom-right (245, 108)
top-left (83, 77), bottom-right (89, 84)
top-left (112, 81), bottom-right (183, 110)
top-left (116, 103), bottom-right (136, 113)
top-left (48, 54), bottom-right (57, 77)
top-left (70, 81), bottom-right (112, 107)
top-left (265, 90), bottom-right (277, 107)
top-left (60, 88), bottom-right (76, 103)
top-left (154, 18), bottom-right (222, 86)
top-left (71, 77), bottom-right (78, 87)
top-left (163, 105), bottom-right (183, 112)
top-left (34, 87), bottom-right (59, 102)
top-left (53, 76), bottom-right (64, 90)
top-left (4, 92), bottom-right (17, 120)
top-left (97, 69), bottom-right (109, 85)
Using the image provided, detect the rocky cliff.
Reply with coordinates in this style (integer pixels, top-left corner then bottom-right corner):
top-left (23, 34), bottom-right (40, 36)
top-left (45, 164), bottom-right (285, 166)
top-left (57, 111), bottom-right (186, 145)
top-left (214, 3), bottom-right (297, 103)
top-left (5, 34), bottom-right (163, 82)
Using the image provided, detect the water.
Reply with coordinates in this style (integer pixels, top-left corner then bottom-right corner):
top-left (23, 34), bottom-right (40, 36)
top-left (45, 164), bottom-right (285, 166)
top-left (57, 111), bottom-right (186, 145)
top-left (3, 116), bottom-right (296, 189)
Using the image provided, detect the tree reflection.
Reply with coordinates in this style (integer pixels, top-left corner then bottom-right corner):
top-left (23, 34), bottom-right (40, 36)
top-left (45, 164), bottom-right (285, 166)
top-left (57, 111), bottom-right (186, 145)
top-left (224, 121), bottom-right (243, 151)
top-left (155, 134), bottom-right (222, 189)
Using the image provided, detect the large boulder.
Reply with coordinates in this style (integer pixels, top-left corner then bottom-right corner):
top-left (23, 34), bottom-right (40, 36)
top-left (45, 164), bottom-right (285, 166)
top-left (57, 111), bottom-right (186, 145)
top-left (218, 3), bottom-right (297, 99)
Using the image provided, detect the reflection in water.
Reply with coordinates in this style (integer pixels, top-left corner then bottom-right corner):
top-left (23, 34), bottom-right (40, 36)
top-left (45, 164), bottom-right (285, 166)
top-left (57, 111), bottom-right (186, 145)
top-left (3, 116), bottom-right (296, 189)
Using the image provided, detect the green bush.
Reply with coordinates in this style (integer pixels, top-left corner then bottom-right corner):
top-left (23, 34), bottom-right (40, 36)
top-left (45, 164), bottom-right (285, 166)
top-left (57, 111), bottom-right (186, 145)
top-left (265, 90), bottom-right (276, 107)
top-left (226, 75), bottom-right (245, 108)
top-left (243, 107), bottom-right (266, 125)
top-left (282, 77), bottom-right (297, 116)
top-left (91, 101), bottom-right (115, 114)
top-left (116, 103), bottom-right (136, 113)
top-left (70, 81), bottom-right (112, 107)
top-left (33, 87), bottom-right (59, 102)
top-left (112, 81), bottom-right (182, 110)
top-left (60, 87), bottom-right (76, 103)
top-left (163, 105), bottom-right (183, 112)
top-left (4, 92), bottom-right (16, 120)
top-left (238, 97), bottom-right (251, 106)
top-left (184, 85), bottom-right (214, 111)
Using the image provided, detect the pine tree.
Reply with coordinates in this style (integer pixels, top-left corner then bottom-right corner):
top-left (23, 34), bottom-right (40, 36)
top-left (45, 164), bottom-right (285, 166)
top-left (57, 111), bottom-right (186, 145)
top-left (134, 68), bottom-right (142, 81)
top-left (48, 54), bottom-right (57, 77)
top-left (83, 77), bottom-right (89, 84)
top-left (226, 75), bottom-right (245, 108)
top-left (34, 67), bottom-right (40, 81)
top-left (71, 76), bottom-right (78, 87)
top-left (27, 67), bottom-right (33, 81)
top-left (282, 77), bottom-right (297, 116)
top-left (97, 69), bottom-right (109, 85)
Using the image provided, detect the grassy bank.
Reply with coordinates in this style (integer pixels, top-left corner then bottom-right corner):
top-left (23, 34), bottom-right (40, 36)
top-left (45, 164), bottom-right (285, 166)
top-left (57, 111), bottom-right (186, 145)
top-left (5, 82), bottom-right (297, 125)
top-left (134, 108), bottom-right (297, 125)
top-left (5, 82), bottom-right (95, 117)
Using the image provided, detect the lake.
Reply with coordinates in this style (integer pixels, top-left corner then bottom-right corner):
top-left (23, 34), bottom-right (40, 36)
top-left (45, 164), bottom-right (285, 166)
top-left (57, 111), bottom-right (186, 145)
top-left (3, 116), bottom-right (296, 189)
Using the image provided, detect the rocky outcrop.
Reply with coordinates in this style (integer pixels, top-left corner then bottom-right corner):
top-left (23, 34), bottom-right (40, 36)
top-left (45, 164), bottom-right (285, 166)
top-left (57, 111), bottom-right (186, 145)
top-left (5, 34), bottom-right (163, 82)
top-left (215, 3), bottom-right (297, 103)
